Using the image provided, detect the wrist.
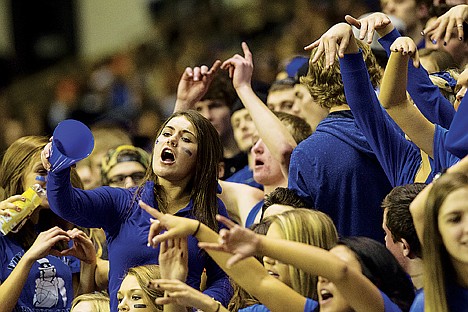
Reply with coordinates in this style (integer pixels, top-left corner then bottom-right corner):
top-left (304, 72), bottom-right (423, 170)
top-left (377, 24), bottom-right (395, 37)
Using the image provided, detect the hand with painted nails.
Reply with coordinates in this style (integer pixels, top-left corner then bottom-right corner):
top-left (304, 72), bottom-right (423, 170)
top-left (0, 195), bottom-right (25, 217)
top-left (304, 23), bottom-right (358, 68)
top-left (174, 60), bottom-right (222, 112)
top-left (139, 200), bottom-right (199, 247)
top-left (159, 237), bottom-right (188, 281)
top-left (345, 13), bottom-right (394, 43)
top-left (198, 215), bottom-right (261, 268)
top-left (221, 42), bottom-right (254, 90)
top-left (422, 4), bottom-right (468, 44)
top-left (390, 37), bottom-right (420, 68)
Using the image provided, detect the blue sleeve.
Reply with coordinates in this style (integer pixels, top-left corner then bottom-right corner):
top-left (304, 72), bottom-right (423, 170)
top-left (339, 52), bottom-right (421, 186)
top-left (433, 125), bottom-right (460, 174)
top-left (379, 29), bottom-right (455, 128)
top-left (445, 95), bottom-right (468, 158)
top-left (202, 199), bottom-right (233, 306)
top-left (47, 168), bottom-right (132, 233)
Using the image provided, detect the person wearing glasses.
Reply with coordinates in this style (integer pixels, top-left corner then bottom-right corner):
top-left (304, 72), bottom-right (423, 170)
top-left (101, 145), bottom-right (150, 189)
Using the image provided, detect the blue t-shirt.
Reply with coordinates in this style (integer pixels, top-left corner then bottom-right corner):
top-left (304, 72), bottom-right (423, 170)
top-left (245, 200), bottom-right (264, 228)
top-left (0, 236), bottom-right (79, 311)
top-left (46, 169), bottom-right (232, 312)
top-left (433, 125), bottom-right (460, 174)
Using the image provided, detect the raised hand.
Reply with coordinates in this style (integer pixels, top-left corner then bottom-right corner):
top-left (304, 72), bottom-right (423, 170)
top-left (40, 141), bottom-right (53, 171)
top-left (198, 215), bottom-right (260, 268)
top-left (345, 13), bottom-right (393, 43)
top-left (221, 42), bottom-right (254, 90)
top-left (51, 228), bottom-right (97, 264)
top-left (139, 200), bottom-right (198, 247)
top-left (24, 226), bottom-right (70, 261)
top-left (0, 195), bottom-right (25, 217)
top-left (159, 237), bottom-right (188, 281)
top-left (422, 4), bottom-right (468, 44)
top-left (304, 23), bottom-right (358, 68)
top-left (390, 37), bottom-right (420, 68)
top-left (174, 60), bottom-right (222, 112)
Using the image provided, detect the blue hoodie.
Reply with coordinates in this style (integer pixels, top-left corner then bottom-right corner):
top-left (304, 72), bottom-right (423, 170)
top-left (288, 110), bottom-right (392, 241)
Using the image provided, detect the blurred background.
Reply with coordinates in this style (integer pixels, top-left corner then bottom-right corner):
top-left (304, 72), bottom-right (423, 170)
top-left (0, 0), bottom-right (397, 153)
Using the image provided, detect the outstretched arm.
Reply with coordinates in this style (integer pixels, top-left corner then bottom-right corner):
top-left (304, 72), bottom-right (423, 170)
top-left (379, 37), bottom-right (436, 158)
top-left (223, 42), bottom-right (297, 177)
top-left (201, 216), bottom-right (385, 312)
top-left (140, 201), bottom-right (307, 312)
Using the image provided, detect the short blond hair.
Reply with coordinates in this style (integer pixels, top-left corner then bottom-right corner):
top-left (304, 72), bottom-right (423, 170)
top-left (301, 41), bottom-right (382, 109)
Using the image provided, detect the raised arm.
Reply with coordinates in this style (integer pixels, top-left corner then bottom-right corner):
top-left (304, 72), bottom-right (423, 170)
top-left (173, 61), bottom-right (222, 112)
top-left (223, 43), bottom-right (297, 177)
top-left (379, 37), bottom-right (436, 158)
top-left (347, 12), bottom-right (456, 128)
top-left (318, 21), bottom-right (421, 186)
top-left (140, 201), bottom-right (307, 312)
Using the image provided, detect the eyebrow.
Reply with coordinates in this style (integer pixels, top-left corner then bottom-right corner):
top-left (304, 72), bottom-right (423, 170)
top-left (165, 125), bottom-right (196, 137)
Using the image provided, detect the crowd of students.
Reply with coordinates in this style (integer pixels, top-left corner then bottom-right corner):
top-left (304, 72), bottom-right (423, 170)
top-left (0, 1), bottom-right (467, 311)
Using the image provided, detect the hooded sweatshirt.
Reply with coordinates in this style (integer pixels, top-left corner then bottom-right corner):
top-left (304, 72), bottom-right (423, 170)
top-left (288, 110), bottom-right (392, 240)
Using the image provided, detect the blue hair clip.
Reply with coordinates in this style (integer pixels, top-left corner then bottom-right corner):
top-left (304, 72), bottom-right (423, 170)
top-left (430, 71), bottom-right (457, 91)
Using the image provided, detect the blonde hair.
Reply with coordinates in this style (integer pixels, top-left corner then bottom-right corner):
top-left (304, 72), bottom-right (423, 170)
top-left (270, 209), bottom-right (338, 300)
top-left (301, 40), bottom-right (382, 109)
top-left (71, 292), bottom-right (110, 312)
top-left (423, 172), bottom-right (468, 312)
top-left (125, 265), bottom-right (164, 311)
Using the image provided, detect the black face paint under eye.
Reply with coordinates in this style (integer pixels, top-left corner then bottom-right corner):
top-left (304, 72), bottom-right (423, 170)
top-left (182, 147), bottom-right (192, 156)
top-left (134, 304), bottom-right (147, 308)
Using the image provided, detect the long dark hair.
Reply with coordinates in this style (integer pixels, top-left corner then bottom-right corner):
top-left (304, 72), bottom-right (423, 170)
top-left (338, 237), bottom-right (415, 312)
top-left (140, 110), bottom-right (223, 232)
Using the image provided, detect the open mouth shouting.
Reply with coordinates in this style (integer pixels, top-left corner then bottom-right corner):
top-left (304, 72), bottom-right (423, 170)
top-left (319, 288), bottom-right (334, 305)
top-left (161, 147), bottom-right (175, 164)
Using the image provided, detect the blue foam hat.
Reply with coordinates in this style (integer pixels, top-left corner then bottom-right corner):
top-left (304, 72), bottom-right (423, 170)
top-left (49, 119), bottom-right (94, 173)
